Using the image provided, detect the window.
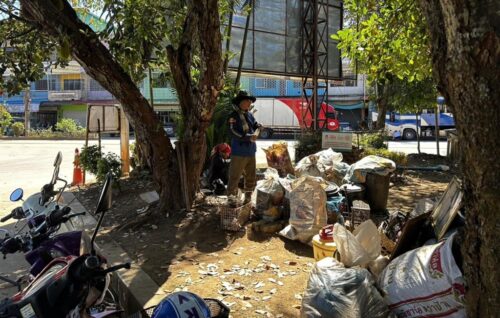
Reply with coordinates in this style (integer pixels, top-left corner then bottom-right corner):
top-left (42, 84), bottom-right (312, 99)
top-left (255, 78), bottom-right (276, 89)
top-left (330, 79), bottom-right (357, 87)
top-left (152, 74), bottom-right (171, 88)
top-left (89, 79), bottom-right (105, 91)
top-left (156, 111), bottom-right (178, 125)
top-left (34, 78), bottom-right (56, 91)
top-left (63, 79), bottom-right (84, 91)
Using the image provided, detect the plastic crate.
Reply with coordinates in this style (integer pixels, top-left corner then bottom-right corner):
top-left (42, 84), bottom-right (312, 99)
top-left (219, 202), bottom-right (252, 231)
top-left (342, 200), bottom-right (370, 230)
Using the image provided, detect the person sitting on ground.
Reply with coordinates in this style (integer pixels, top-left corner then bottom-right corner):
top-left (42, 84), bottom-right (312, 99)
top-left (207, 143), bottom-right (231, 194)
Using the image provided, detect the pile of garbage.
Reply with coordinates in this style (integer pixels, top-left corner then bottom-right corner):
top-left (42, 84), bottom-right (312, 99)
top-left (298, 177), bottom-right (466, 318)
top-left (248, 144), bottom-right (395, 241)
top-left (217, 141), bottom-right (466, 317)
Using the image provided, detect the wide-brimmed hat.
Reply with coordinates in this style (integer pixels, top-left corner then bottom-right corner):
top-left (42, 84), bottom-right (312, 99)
top-left (232, 90), bottom-right (256, 105)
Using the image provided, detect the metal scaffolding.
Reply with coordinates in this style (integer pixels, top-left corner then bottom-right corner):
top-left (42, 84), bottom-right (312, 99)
top-left (301, 0), bottom-right (333, 131)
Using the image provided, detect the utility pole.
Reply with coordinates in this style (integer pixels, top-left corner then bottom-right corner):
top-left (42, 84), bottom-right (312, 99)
top-left (23, 87), bottom-right (31, 134)
top-left (148, 67), bottom-right (154, 108)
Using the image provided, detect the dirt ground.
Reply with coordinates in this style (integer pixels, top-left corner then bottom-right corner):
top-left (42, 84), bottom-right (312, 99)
top-left (73, 153), bottom-right (457, 318)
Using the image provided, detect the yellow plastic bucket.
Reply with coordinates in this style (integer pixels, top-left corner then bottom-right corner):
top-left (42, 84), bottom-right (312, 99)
top-left (312, 234), bottom-right (338, 262)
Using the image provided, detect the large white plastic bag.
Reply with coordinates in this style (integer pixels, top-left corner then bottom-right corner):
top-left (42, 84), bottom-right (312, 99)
top-left (333, 220), bottom-right (381, 267)
top-left (344, 155), bottom-right (396, 184)
top-left (378, 233), bottom-right (466, 318)
top-left (301, 257), bottom-right (393, 318)
top-left (295, 155), bottom-right (323, 178)
top-left (295, 148), bottom-right (348, 183)
top-left (279, 176), bottom-right (328, 244)
top-left (251, 168), bottom-right (284, 213)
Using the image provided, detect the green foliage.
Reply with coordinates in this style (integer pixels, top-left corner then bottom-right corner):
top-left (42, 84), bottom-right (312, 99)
top-left (362, 148), bottom-right (408, 167)
top-left (333, 0), bottom-right (436, 115)
top-left (80, 144), bottom-right (121, 181)
top-left (390, 77), bottom-right (437, 113)
top-left (26, 128), bottom-right (86, 139)
top-left (294, 132), bottom-right (323, 163)
top-left (359, 132), bottom-right (388, 149)
top-left (0, 2), bottom-right (69, 96)
top-left (11, 122), bottom-right (25, 137)
top-left (26, 127), bottom-right (55, 138)
top-left (80, 145), bottom-right (102, 175)
top-left (205, 77), bottom-right (240, 161)
top-left (55, 118), bottom-right (81, 133)
top-left (97, 152), bottom-right (122, 182)
top-left (0, 105), bottom-right (13, 135)
top-left (334, 0), bottom-right (431, 84)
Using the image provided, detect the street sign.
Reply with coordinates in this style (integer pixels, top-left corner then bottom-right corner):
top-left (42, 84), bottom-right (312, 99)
top-left (322, 131), bottom-right (353, 151)
top-left (87, 104), bottom-right (120, 133)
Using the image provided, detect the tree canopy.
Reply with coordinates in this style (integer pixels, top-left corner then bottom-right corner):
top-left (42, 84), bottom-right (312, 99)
top-left (333, 0), bottom-right (436, 119)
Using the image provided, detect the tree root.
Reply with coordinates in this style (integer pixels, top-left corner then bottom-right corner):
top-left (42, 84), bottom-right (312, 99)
top-left (116, 204), bottom-right (159, 231)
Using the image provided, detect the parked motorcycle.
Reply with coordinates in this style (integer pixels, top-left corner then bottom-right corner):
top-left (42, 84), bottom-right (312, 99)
top-left (0, 204), bottom-right (86, 277)
top-left (0, 173), bottom-right (129, 318)
top-left (1, 152), bottom-right (68, 226)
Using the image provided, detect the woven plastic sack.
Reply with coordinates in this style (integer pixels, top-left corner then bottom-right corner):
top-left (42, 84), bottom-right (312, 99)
top-left (279, 176), bottom-right (328, 244)
top-left (251, 168), bottom-right (284, 214)
top-left (378, 233), bottom-right (466, 318)
top-left (332, 220), bottom-right (381, 267)
top-left (301, 257), bottom-right (393, 318)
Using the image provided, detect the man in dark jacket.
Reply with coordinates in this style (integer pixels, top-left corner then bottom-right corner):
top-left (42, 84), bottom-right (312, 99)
top-left (227, 91), bottom-right (262, 203)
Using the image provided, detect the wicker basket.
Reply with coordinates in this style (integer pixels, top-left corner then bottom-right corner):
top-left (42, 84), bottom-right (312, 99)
top-left (219, 202), bottom-right (252, 231)
top-left (380, 231), bottom-right (396, 255)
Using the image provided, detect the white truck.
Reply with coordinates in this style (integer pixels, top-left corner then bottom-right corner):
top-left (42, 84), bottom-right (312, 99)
top-left (252, 97), bottom-right (340, 138)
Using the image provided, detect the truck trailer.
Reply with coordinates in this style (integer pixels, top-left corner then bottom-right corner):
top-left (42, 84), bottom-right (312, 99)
top-left (252, 98), bottom-right (340, 138)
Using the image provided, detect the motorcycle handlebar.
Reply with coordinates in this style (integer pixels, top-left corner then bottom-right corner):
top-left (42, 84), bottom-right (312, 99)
top-left (46, 206), bottom-right (72, 227)
top-left (0, 213), bottom-right (13, 223)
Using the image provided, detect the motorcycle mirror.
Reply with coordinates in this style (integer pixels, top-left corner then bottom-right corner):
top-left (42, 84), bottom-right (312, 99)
top-left (90, 173), bottom-right (113, 255)
top-left (95, 173), bottom-right (113, 214)
top-left (9, 188), bottom-right (23, 202)
top-left (54, 151), bottom-right (63, 168)
top-left (50, 152), bottom-right (63, 185)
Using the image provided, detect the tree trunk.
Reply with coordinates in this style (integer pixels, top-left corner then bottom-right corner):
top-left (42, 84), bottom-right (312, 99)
top-left (375, 82), bottom-right (389, 129)
top-left (167, 0), bottom-right (224, 204)
top-left (418, 1), bottom-right (500, 316)
top-left (21, 0), bottom-right (182, 212)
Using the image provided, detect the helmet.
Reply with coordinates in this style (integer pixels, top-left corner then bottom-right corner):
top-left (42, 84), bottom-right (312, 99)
top-left (151, 292), bottom-right (211, 318)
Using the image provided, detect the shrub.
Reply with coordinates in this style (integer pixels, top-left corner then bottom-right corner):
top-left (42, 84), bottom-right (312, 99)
top-left (55, 118), bottom-right (81, 134)
top-left (11, 122), bottom-right (25, 137)
top-left (0, 105), bottom-right (13, 136)
top-left (80, 145), bottom-right (101, 175)
top-left (359, 132), bottom-right (388, 149)
top-left (294, 132), bottom-right (323, 163)
top-left (362, 148), bottom-right (408, 167)
top-left (97, 153), bottom-right (122, 182)
top-left (27, 127), bottom-right (55, 138)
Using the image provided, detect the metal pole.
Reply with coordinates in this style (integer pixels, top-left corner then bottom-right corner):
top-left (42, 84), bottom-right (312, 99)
top-left (235, 0), bottom-right (253, 87)
top-left (148, 67), bottom-right (154, 108)
top-left (120, 108), bottom-right (130, 176)
top-left (312, 0), bottom-right (318, 131)
top-left (223, 0), bottom-right (235, 75)
top-left (435, 104), bottom-right (440, 156)
top-left (24, 88), bottom-right (31, 134)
